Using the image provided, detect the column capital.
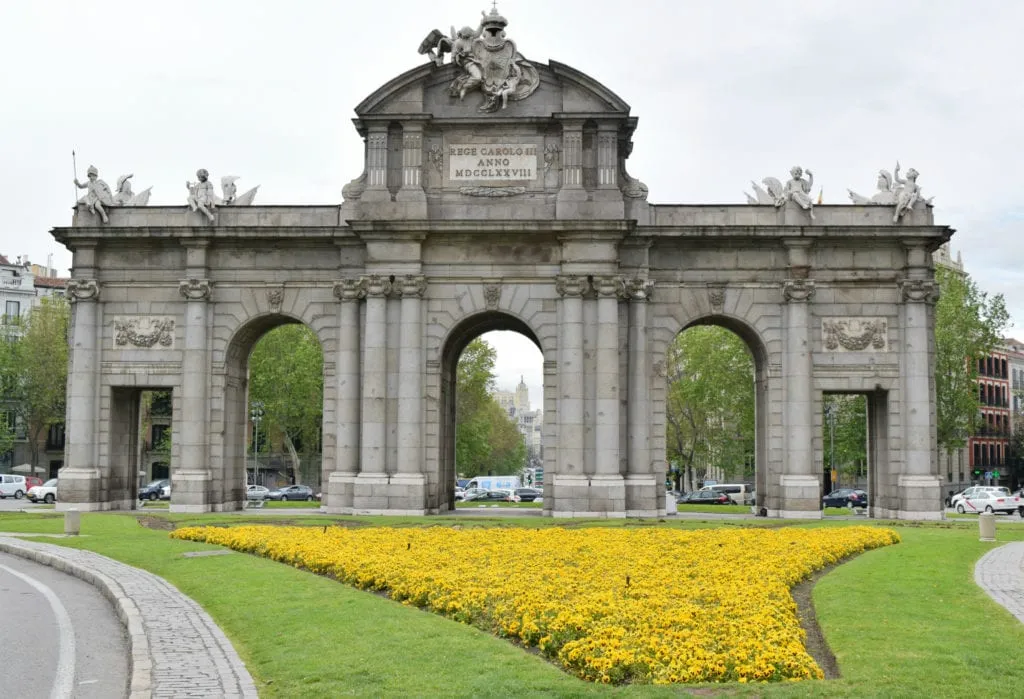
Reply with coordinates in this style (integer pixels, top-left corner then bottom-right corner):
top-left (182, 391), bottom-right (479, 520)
top-left (899, 278), bottom-right (939, 304)
top-left (66, 278), bottom-right (100, 303)
top-left (363, 274), bottom-right (393, 298)
top-left (333, 278), bottom-right (368, 302)
top-left (782, 279), bottom-right (815, 303)
top-left (593, 275), bottom-right (625, 298)
top-left (555, 274), bottom-right (590, 298)
top-left (178, 278), bottom-right (212, 301)
top-left (626, 277), bottom-right (654, 302)
top-left (396, 274), bottom-right (427, 298)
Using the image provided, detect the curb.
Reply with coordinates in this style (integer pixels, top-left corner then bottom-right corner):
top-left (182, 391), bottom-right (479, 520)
top-left (0, 538), bottom-right (152, 698)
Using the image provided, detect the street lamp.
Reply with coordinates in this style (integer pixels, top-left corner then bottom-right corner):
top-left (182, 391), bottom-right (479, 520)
top-left (250, 401), bottom-right (264, 487)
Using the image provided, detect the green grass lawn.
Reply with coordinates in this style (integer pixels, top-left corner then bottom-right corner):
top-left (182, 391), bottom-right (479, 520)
top-left (455, 500), bottom-right (544, 509)
top-left (2, 512), bottom-right (1022, 698)
top-left (674, 503), bottom-right (751, 514)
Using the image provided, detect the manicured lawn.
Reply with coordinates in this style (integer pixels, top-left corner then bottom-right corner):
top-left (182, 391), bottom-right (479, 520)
top-left (2, 512), bottom-right (1022, 697)
top-left (674, 503), bottom-right (750, 514)
top-left (262, 500), bottom-right (321, 509)
top-left (455, 500), bottom-right (544, 509)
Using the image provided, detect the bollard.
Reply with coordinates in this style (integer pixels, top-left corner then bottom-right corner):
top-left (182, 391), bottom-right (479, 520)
top-left (64, 508), bottom-right (81, 536)
top-left (978, 511), bottom-right (996, 542)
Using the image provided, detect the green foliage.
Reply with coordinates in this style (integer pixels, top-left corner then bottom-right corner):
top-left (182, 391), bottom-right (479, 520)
top-left (823, 395), bottom-right (867, 480)
top-left (0, 297), bottom-right (69, 473)
top-left (934, 266), bottom-right (1010, 454)
top-left (455, 338), bottom-right (527, 477)
top-left (248, 325), bottom-right (324, 484)
top-left (665, 326), bottom-right (755, 479)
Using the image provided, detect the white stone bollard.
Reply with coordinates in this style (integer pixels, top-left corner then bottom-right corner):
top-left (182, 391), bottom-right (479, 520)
top-left (978, 511), bottom-right (996, 542)
top-left (64, 508), bottom-right (81, 536)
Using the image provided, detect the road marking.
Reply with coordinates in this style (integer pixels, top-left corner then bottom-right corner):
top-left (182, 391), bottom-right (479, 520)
top-left (0, 563), bottom-right (77, 699)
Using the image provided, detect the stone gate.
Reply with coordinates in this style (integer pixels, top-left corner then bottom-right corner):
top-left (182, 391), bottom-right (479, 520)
top-left (53, 9), bottom-right (951, 519)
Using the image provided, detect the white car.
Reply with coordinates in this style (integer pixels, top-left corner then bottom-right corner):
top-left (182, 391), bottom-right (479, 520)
top-left (954, 486), bottom-right (1020, 515)
top-left (27, 478), bottom-right (58, 504)
top-left (246, 485), bottom-right (270, 500)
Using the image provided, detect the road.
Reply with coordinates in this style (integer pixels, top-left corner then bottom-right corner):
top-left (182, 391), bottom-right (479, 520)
top-left (0, 551), bottom-right (129, 699)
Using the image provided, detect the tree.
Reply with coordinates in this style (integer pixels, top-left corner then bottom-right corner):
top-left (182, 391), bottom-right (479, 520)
top-left (665, 326), bottom-right (755, 489)
top-left (823, 394), bottom-right (867, 485)
top-left (934, 266), bottom-right (1010, 459)
top-left (247, 324), bottom-right (324, 485)
top-left (455, 338), bottom-right (527, 477)
top-left (1, 297), bottom-right (70, 475)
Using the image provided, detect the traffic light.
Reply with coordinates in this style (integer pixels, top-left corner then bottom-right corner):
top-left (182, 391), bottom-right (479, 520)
top-left (973, 468), bottom-right (983, 477)
top-left (993, 470), bottom-right (1001, 478)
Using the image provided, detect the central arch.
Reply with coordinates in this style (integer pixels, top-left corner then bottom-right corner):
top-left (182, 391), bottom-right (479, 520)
top-left (438, 311), bottom-right (543, 511)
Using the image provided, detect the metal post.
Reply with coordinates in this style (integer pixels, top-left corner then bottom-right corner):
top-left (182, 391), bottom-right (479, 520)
top-left (826, 403), bottom-right (837, 489)
top-left (250, 402), bottom-right (264, 487)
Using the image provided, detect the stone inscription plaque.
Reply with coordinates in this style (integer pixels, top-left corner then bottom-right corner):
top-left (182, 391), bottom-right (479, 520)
top-left (448, 144), bottom-right (538, 182)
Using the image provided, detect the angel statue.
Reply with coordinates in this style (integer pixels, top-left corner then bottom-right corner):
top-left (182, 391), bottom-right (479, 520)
top-left (744, 166), bottom-right (815, 219)
top-left (113, 174), bottom-right (152, 206)
top-left (74, 165), bottom-right (114, 223)
top-left (186, 168), bottom-right (217, 222)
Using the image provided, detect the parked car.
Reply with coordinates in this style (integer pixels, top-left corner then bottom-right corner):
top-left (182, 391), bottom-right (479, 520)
top-left (955, 487), bottom-right (1020, 515)
top-left (267, 485), bottom-right (317, 501)
top-left (679, 490), bottom-right (734, 505)
top-left (480, 489), bottom-right (520, 502)
top-left (822, 488), bottom-right (868, 509)
top-left (246, 485), bottom-right (270, 500)
top-left (675, 491), bottom-right (699, 504)
top-left (698, 483), bottom-right (754, 505)
top-left (138, 479), bottom-right (169, 501)
top-left (27, 478), bottom-right (58, 504)
top-left (0, 474), bottom-right (28, 499)
top-left (952, 486), bottom-right (1009, 511)
top-left (460, 487), bottom-right (489, 502)
top-left (25, 476), bottom-right (44, 491)
top-left (453, 486), bottom-right (466, 501)
top-left (514, 487), bottom-right (543, 502)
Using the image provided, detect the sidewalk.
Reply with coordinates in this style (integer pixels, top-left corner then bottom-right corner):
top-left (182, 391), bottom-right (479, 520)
top-left (974, 541), bottom-right (1024, 624)
top-left (0, 536), bottom-right (258, 699)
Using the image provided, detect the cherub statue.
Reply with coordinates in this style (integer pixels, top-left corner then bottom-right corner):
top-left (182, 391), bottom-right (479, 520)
top-left (113, 174), bottom-right (152, 206)
top-left (745, 166), bottom-right (815, 218)
top-left (186, 168), bottom-right (216, 222)
top-left (74, 165), bottom-right (114, 223)
top-left (892, 162), bottom-right (933, 223)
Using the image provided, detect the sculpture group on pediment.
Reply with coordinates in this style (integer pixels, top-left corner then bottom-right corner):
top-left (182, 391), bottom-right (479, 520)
top-left (745, 166), bottom-right (815, 219)
top-left (74, 165), bottom-right (153, 223)
top-left (419, 6), bottom-right (540, 113)
top-left (848, 162), bottom-right (934, 222)
top-left (186, 170), bottom-right (260, 221)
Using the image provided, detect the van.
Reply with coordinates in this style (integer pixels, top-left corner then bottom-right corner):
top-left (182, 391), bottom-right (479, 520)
top-left (0, 474), bottom-right (28, 499)
top-left (698, 483), bottom-right (753, 505)
top-left (465, 476), bottom-right (521, 492)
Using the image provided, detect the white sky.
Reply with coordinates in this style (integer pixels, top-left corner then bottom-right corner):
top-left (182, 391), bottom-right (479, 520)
top-left (3, 0), bottom-right (1022, 408)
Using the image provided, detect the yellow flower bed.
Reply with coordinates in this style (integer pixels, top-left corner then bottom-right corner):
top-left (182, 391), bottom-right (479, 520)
top-left (171, 525), bottom-right (898, 684)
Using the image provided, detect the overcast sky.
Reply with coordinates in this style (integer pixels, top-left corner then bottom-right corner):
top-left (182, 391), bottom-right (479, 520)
top-left (2, 0), bottom-right (1022, 407)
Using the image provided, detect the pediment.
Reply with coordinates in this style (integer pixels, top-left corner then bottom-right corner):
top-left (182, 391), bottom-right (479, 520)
top-left (354, 60), bottom-right (631, 122)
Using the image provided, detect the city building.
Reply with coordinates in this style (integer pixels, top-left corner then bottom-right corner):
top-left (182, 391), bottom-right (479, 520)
top-left (494, 376), bottom-right (543, 462)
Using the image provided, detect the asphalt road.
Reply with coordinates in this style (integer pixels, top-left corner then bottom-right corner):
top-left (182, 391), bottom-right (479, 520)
top-left (0, 551), bottom-right (129, 699)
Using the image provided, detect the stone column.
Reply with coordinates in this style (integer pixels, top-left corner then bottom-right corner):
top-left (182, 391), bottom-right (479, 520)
top-left (327, 278), bottom-right (366, 513)
top-left (590, 275), bottom-right (626, 515)
top-left (779, 245), bottom-right (820, 517)
top-left (553, 275), bottom-right (588, 516)
top-left (625, 278), bottom-right (657, 516)
top-left (556, 121), bottom-right (587, 217)
top-left (897, 245), bottom-right (941, 519)
top-left (392, 275), bottom-right (428, 511)
top-left (58, 276), bottom-right (102, 510)
top-left (175, 269), bottom-right (213, 513)
top-left (359, 275), bottom-right (390, 476)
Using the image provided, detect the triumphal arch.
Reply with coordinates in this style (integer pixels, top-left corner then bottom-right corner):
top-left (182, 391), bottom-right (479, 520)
top-left (53, 8), bottom-right (951, 519)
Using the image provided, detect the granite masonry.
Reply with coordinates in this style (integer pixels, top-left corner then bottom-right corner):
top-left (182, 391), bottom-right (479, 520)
top-left (51, 12), bottom-right (951, 520)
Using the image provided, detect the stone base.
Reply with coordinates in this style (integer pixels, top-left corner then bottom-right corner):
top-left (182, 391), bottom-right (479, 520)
top-left (169, 471), bottom-right (213, 512)
top-left (625, 475), bottom-right (661, 517)
top-left (351, 473), bottom-right (428, 514)
top-left (779, 474), bottom-right (821, 517)
top-left (55, 468), bottom-right (101, 508)
top-left (896, 475), bottom-right (943, 519)
top-left (324, 472), bottom-right (357, 514)
top-left (548, 474), bottom-right (627, 518)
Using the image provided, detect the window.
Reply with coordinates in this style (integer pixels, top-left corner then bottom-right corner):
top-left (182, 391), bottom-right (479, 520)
top-left (4, 300), bottom-right (19, 322)
top-left (46, 423), bottom-right (65, 450)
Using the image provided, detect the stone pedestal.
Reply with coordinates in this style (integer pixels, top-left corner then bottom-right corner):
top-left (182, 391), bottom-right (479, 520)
top-left (55, 470), bottom-right (103, 512)
top-left (895, 475), bottom-right (943, 520)
top-left (625, 475), bottom-right (660, 517)
top-left (169, 472), bottom-right (214, 513)
top-left (777, 475), bottom-right (823, 519)
top-left (324, 472), bottom-right (357, 514)
top-left (351, 473), bottom-right (428, 515)
top-left (550, 474), bottom-right (625, 518)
